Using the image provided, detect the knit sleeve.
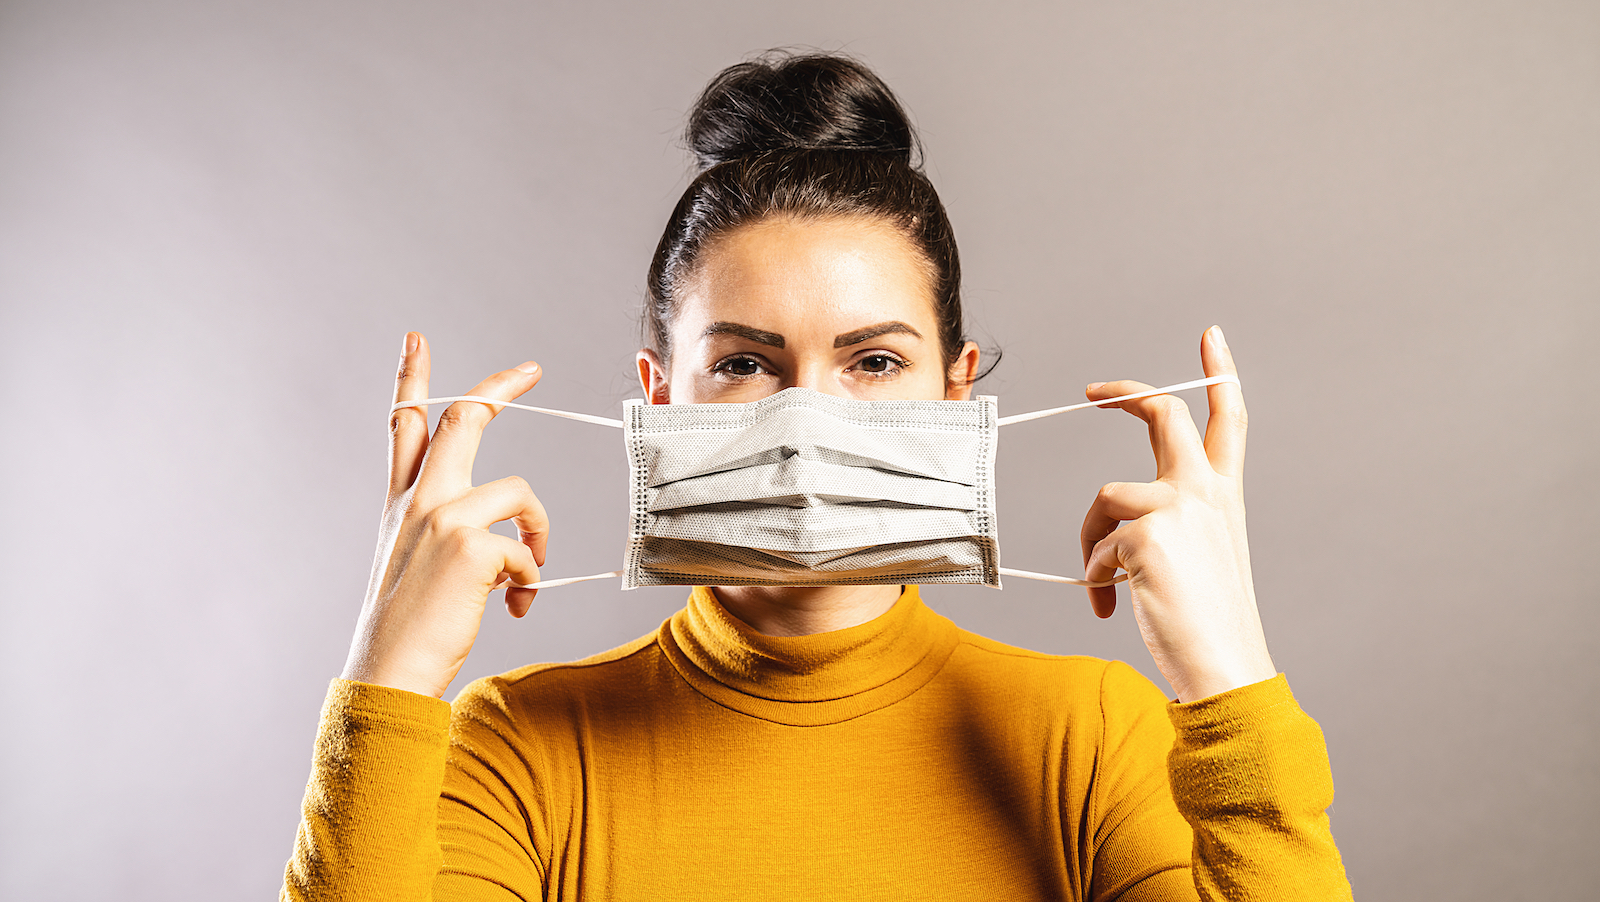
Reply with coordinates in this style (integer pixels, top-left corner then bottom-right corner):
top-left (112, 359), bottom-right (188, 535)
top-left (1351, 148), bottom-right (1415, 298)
top-left (1166, 674), bottom-right (1354, 901)
top-left (280, 679), bottom-right (540, 902)
top-left (281, 679), bottom-right (451, 901)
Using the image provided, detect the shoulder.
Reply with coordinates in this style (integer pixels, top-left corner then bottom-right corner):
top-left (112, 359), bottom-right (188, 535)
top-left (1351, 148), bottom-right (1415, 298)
top-left (450, 627), bottom-right (670, 729)
top-left (950, 629), bottom-right (1164, 696)
top-left (944, 629), bottom-right (1173, 732)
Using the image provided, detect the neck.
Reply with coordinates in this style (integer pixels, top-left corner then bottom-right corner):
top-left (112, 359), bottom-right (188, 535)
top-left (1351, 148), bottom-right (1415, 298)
top-left (711, 583), bottom-right (904, 637)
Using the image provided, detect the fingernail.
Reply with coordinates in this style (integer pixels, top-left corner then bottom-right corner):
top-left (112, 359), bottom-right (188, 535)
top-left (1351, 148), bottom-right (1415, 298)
top-left (402, 332), bottom-right (417, 355)
top-left (1210, 325), bottom-right (1227, 348)
top-left (1087, 382), bottom-right (1106, 392)
top-left (515, 361), bottom-right (540, 375)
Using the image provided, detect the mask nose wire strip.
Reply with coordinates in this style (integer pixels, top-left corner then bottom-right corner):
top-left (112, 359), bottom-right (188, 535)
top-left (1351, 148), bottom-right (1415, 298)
top-left (390, 395), bottom-right (624, 429)
top-left (996, 374), bottom-right (1239, 427)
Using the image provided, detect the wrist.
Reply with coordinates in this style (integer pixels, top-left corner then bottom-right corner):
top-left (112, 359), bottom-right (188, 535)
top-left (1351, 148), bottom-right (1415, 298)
top-left (1172, 656), bottom-right (1278, 703)
top-left (341, 645), bottom-right (456, 699)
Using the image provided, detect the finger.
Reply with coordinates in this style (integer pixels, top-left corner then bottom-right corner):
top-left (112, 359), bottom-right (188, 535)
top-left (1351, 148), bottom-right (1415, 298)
top-left (1087, 480), bottom-right (1174, 523)
top-left (1079, 480), bottom-right (1172, 560)
top-left (389, 332), bottom-right (431, 496)
top-left (432, 475), bottom-right (549, 619)
top-left (1087, 380), bottom-right (1208, 479)
top-left (505, 585), bottom-right (538, 619)
top-left (414, 360), bottom-right (542, 496)
top-left (1083, 530), bottom-right (1131, 619)
top-left (478, 531), bottom-right (541, 594)
top-left (1201, 325), bottom-right (1248, 477)
top-left (429, 475), bottom-right (549, 556)
top-left (502, 510), bottom-right (551, 618)
top-left (1080, 482), bottom-right (1170, 619)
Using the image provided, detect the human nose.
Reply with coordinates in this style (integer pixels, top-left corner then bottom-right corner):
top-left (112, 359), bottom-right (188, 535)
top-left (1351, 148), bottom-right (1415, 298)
top-left (786, 360), bottom-right (846, 398)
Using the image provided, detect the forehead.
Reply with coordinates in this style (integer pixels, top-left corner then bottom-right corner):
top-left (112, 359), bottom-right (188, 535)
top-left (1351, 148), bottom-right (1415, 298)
top-left (676, 215), bottom-right (936, 333)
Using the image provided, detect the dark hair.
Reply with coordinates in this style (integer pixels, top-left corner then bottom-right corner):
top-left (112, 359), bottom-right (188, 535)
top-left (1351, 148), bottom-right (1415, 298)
top-left (645, 51), bottom-right (991, 384)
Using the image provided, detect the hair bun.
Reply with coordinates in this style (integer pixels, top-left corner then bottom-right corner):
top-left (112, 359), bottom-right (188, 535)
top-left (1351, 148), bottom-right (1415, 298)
top-left (686, 52), bottom-right (919, 171)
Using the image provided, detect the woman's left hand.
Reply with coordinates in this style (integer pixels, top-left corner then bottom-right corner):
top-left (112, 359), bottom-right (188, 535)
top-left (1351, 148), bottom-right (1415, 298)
top-left (1080, 325), bottom-right (1277, 702)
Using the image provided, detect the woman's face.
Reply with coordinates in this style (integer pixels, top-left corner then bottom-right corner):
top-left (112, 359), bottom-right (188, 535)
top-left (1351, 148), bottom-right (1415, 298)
top-left (638, 215), bottom-right (979, 405)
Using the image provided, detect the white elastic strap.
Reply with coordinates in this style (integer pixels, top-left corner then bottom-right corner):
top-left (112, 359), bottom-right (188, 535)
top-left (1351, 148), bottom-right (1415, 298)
top-left (997, 374), bottom-right (1240, 427)
top-left (501, 568), bottom-right (1124, 591)
top-left (498, 570), bottom-right (625, 590)
top-left (391, 395), bottom-right (625, 429)
top-left (998, 566), bottom-right (1129, 589)
top-left (394, 396), bottom-right (621, 589)
top-left (396, 381), bottom-right (1199, 591)
top-left (395, 375), bottom-right (1238, 431)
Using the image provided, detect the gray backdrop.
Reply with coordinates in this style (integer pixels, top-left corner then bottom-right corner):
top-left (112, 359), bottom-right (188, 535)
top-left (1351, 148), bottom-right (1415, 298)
top-left (2, 1), bottom-right (1595, 898)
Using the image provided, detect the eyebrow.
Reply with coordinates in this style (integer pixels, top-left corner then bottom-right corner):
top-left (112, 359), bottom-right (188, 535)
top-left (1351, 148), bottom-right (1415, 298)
top-left (702, 322), bottom-right (785, 348)
top-left (834, 321), bottom-right (922, 348)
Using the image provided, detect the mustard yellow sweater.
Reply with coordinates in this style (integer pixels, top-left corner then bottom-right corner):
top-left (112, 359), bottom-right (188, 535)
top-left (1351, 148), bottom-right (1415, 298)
top-left (284, 587), bottom-right (1351, 900)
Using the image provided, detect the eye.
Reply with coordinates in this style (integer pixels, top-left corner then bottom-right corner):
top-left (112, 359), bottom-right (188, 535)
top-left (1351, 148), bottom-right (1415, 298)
top-left (850, 353), bottom-right (910, 379)
top-left (710, 354), bottom-right (770, 379)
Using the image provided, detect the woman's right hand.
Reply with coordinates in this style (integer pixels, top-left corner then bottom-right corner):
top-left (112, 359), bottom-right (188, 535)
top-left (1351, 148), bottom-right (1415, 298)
top-left (340, 332), bottom-right (550, 699)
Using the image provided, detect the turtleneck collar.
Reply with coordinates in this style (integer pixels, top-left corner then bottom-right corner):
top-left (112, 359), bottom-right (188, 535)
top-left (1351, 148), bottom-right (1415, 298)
top-left (658, 585), bottom-right (960, 726)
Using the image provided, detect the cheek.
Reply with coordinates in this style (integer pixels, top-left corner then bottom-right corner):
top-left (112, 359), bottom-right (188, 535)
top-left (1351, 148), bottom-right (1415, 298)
top-left (918, 361), bottom-right (953, 399)
top-left (664, 361), bottom-right (705, 403)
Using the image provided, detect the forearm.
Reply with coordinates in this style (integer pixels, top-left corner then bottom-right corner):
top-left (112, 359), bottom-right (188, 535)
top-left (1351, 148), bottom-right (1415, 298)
top-left (282, 679), bottom-right (452, 902)
top-left (1167, 675), bottom-right (1353, 902)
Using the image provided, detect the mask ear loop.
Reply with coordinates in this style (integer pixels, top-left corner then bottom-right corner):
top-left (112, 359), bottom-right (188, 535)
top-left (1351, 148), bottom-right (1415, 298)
top-left (390, 395), bottom-right (624, 429)
top-left (997, 567), bottom-right (1128, 589)
top-left (389, 395), bottom-right (625, 590)
top-left (995, 374), bottom-right (1238, 426)
top-left (391, 375), bottom-right (1238, 591)
top-left (993, 373), bottom-right (1240, 588)
top-left (492, 572), bottom-right (624, 590)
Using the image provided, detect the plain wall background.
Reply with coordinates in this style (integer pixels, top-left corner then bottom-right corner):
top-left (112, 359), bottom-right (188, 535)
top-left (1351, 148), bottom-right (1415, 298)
top-left (1, 1), bottom-right (1595, 898)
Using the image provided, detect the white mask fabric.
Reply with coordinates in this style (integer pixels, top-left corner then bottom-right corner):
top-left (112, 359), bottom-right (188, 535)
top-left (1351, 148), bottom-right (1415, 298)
top-left (391, 373), bottom-right (1238, 592)
top-left (622, 388), bottom-right (999, 589)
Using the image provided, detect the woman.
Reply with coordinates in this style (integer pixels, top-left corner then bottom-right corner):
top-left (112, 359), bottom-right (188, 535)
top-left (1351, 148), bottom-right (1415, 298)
top-left (285, 53), bottom-right (1350, 899)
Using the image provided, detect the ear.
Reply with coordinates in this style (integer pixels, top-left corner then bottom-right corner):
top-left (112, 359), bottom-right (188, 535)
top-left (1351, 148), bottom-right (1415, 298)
top-left (637, 349), bottom-right (671, 405)
top-left (944, 341), bottom-right (981, 400)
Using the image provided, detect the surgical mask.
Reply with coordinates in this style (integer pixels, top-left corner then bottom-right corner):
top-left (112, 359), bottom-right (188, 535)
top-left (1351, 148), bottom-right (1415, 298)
top-left (393, 374), bottom-right (1237, 591)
